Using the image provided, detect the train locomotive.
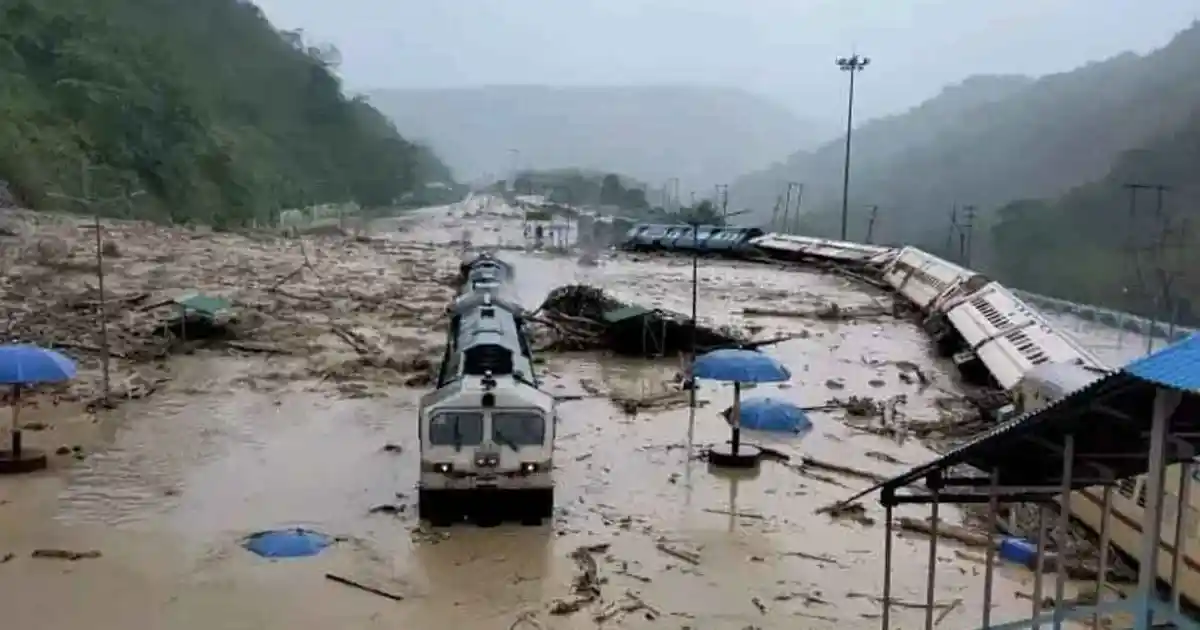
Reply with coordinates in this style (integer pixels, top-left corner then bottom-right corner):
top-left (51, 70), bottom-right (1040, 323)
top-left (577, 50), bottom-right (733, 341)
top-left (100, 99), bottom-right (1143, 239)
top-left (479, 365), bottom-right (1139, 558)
top-left (417, 251), bottom-right (556, 525)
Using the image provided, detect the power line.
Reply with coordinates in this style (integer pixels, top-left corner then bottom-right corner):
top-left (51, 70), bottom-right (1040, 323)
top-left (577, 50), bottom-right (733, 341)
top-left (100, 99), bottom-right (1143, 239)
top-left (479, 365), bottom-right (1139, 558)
top-left (836, 53), bottom-right (870, 241)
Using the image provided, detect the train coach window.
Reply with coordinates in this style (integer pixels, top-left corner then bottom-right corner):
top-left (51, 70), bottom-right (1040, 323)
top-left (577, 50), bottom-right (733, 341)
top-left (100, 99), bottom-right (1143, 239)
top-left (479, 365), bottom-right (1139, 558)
top-left (491, 412), bottom-right (546, 446)
top-left (430, 412), bottom-right (484, 447)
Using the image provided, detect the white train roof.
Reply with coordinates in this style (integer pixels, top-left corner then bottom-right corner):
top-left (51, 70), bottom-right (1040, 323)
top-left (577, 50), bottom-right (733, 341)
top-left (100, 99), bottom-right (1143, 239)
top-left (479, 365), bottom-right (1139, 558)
top-left (420, 375), bottom-right (554, 416)
top-left (749, 233), bottom-right (895, 263)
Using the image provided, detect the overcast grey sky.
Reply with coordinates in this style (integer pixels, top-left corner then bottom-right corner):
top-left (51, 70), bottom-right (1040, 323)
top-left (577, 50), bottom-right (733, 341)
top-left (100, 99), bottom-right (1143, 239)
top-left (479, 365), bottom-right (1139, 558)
top-left (253, 0), bottom-right (1197, 123)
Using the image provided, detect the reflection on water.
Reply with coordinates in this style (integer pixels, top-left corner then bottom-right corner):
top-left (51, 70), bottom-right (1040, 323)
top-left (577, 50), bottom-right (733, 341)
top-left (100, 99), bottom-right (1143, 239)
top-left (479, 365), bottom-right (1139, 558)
top-left (9, 203), bottom-right (1139, 629)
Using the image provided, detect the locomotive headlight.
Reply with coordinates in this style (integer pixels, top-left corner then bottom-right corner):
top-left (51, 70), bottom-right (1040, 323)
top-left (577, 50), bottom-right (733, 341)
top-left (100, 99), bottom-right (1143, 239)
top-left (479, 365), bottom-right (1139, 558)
top-left (475, 456), bottom-right (499, 467)
top-left (435, 462), bottom-right (453, 473)
top-left (520, 462), bottom-right (540, 473)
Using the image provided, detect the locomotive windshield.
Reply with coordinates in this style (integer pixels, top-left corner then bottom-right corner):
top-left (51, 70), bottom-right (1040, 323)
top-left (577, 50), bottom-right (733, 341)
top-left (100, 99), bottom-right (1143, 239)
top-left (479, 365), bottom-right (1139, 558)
top-left (429, 412), bottom-right (484, 448)
top-left (491, 411), bottom-right (546, 447)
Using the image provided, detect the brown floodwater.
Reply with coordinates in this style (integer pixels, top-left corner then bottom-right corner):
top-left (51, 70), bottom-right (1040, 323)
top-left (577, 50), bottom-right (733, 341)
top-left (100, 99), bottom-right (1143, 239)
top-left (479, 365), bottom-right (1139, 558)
top-left (0, 196), bottom-right (1117, 629)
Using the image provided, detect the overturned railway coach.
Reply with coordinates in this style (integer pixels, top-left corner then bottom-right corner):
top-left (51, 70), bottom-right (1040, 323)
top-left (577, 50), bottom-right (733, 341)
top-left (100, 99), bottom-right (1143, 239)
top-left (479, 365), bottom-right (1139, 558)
top-left (418, 252), bottom-right (556, 526)
top-left (615, 221), bottom-right (1200, 604)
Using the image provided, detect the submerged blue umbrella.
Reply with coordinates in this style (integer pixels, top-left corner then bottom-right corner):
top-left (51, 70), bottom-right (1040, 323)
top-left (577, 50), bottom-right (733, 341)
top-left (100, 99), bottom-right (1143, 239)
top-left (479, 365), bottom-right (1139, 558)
top-left (724, 397), bottom-right (813, 433)
top-left (242, 528), bottom-right (333, 559)
top-left (693, 348), bottom-right (790, 383)
top-left (0, 345), bottom-right (77, 462)
top-left (692, 349), bottom-right (792, 463)
top-left (0, 345), bottom-right (77, 384)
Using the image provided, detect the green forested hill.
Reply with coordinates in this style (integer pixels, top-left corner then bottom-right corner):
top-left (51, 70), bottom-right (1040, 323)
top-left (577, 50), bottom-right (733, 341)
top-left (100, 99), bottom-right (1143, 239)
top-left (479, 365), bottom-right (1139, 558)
top-left (730, 22), bottom-right (1200, 264)
top-left (0, 0), bottom-right (449, 226)
top-left (989, 111), bottom-right (1200, 323)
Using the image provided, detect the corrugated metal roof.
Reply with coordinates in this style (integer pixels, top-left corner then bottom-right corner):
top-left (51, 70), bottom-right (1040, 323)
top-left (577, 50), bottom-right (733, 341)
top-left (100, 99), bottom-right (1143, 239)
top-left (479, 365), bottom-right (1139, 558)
top-left (1123, 333), bottom-right (1200, 391)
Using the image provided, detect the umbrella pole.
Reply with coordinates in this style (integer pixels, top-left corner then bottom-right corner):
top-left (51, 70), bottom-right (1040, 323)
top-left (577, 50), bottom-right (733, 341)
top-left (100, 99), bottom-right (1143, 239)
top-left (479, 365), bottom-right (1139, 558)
top-left (10, 384), bottom-right (21, 457)
top-left (731, 382), bottom-right (741, 454)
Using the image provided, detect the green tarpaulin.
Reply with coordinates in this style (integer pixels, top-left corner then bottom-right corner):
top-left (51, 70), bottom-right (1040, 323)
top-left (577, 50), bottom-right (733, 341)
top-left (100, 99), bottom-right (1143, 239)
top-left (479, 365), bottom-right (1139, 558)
top-left (601, 305), bottom-right (653, 324)
top-left (174, 294), bottom-right (231, 317)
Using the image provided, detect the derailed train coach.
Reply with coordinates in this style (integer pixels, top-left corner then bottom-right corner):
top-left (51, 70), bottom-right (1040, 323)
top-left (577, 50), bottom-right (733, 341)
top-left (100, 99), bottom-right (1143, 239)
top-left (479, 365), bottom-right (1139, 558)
top-left (619, 223), bottom-right (763, 256)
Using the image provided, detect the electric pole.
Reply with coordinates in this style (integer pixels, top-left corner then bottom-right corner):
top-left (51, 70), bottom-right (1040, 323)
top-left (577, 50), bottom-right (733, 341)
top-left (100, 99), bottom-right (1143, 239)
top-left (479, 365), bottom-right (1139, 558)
top-left (507, 148), bottom-right (519, 192)
top-left (47, 161), bottom-right (146, 406)
top-left (945, 204), bottom-right (959, 255)
top-left (780, 183), bottom-right (794, 234)
top-left (771, 196), bottom-right (782, 231)
top-left (1124, 182), bottom-right (1177, 354)
top-left (836, 53), bottom-right (870, 241)
top-left (865, 205), bottom-right (879, 244)
top-left (780, 182), bottom-right (800, 234)
top-left (714, 184), bottom-right (729, 219)
top-left (790, 183), bottom-right (804, 234)
top-left (961, 205), bottom-right (976, 266)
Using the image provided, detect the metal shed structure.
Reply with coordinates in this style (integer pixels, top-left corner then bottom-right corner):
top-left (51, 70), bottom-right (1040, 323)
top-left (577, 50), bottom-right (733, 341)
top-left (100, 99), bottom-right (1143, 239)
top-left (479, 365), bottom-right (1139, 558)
top-left (841, 334), bottom-right (1200, 630)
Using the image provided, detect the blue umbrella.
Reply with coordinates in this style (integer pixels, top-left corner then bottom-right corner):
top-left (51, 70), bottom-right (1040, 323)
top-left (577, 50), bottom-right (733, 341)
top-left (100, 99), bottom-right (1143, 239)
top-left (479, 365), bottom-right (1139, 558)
top-left (0, 345), bottom-right (77, 459)
top-left (243, 528), bottom-right (333, 559)
top-left (692, 349), bottom-right (791, 457)
top-left (0, 345), bottom-right (77, 384)
top-left (724, 397), bottom-right (813, 433)
top-left (693, 348), bottom-right (791, 383)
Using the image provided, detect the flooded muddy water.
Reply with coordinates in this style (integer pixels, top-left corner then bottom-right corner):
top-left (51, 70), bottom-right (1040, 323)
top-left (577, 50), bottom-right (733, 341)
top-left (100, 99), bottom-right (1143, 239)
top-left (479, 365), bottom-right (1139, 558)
top-left (0, 198), bottom-right (1106, 629)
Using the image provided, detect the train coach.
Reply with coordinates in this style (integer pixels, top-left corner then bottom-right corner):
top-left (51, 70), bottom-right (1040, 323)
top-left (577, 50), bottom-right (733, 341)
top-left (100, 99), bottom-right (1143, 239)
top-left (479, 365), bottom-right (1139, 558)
top-left (880, 246), bottom-right (990, 313)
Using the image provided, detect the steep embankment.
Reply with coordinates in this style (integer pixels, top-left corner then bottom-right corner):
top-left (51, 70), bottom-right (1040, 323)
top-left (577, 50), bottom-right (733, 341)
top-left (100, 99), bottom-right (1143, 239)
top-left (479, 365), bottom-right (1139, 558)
top-left (0, 0), bottom-right (450, 226)
top-left (730, 22), bottom-right (1200, 260)
top-left (370, 84), bottom-right (829, 194)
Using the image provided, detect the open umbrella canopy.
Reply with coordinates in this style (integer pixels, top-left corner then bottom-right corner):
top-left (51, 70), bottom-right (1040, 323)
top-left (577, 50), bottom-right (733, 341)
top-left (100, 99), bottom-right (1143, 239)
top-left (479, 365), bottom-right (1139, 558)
top-left (723, 397), bottom-right (812, 433)
top-left (0, 345), bottom-right (77, 385)
top-left (242, 528), bottom-right (333, 559)
top-left (693, 348), bottom-right (790, 383)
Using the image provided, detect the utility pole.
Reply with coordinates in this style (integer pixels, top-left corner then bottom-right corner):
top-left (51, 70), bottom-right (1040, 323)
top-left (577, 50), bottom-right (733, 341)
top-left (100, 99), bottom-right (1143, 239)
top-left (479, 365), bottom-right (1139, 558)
top-left (836, 53), bottom-right (870, 241)
top-left (1124, 182), bottom-right (1177, 354)
top-left (714, 184), bottom-right (729, 220)
top-left (780, 183), bottom-right (794, 235)
top-left (84, 162), bottom-right (109, 405)
top-left (790, 183), bottom-right (804, 234)
top-left (961, 205), bottom-right (977, 266)
top-left (865, 205), bottom-right (879, 244)
top-left (771, 196), bottom-right (782, 231)
top-left (507, 148), bottom-right (520, 192)
top-left (945, 204), bottom-right (959, 255)
top-left (48, 161), bottom-right (146, 406)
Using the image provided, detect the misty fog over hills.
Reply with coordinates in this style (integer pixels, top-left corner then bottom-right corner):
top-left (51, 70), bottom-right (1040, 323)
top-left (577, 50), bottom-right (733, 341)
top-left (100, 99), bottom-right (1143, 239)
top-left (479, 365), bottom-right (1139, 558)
top-left (369, 85), bottom-right (833, 193)
top-left (730, 22), bottom-right (1200, 252)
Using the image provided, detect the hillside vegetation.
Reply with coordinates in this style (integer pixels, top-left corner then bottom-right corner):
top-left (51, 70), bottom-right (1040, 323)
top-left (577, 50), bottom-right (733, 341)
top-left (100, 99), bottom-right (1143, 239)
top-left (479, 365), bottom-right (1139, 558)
top-left (371, 85), bottom-right (829, 195)
top-left (990, 105), bottom-right (1200, 323)
top-left (731, 23), bottom-right (1200, 264)
top-left (0, 0), bottom-right (449, 226)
